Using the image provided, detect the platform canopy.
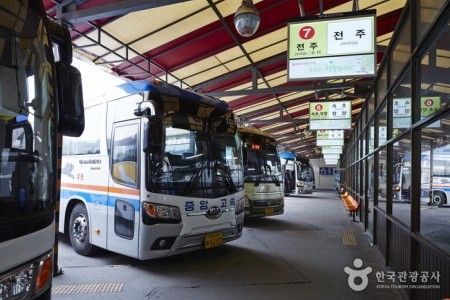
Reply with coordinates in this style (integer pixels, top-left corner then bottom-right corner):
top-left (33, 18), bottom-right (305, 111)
top-left (44, 0), bottom-right (407, 158)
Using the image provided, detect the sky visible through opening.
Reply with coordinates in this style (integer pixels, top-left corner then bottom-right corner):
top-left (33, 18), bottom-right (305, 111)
top-left (72, 56), bottom-right (126, 104)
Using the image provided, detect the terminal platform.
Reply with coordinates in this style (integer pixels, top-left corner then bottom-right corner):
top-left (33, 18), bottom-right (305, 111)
top-left (52, 190), bottom-right (404, 300)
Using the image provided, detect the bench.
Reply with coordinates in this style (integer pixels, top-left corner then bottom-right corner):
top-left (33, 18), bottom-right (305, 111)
top-left (340, 193), bottom-right (359, 222)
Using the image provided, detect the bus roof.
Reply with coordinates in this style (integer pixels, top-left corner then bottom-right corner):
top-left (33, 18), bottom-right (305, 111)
top-left (117, 80), bottom-right (231, 112)
top-left (238, 126), bottom-right (275, 139)
top-left (280, 152), bottom-right (296, 160)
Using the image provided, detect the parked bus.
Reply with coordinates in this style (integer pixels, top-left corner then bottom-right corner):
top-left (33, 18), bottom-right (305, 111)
top-left (0, 1), bottom-right (84, 298)
top-left (421, 150), bottom-right (450, 207)
top-left (60, 80), bottom-right (245, 260)
top-left (280, 152), bottom-right (315, 195)
top-left (383, 148), bottom-right (449, 207)
top-left (237, 127), bottom-right (284, 219)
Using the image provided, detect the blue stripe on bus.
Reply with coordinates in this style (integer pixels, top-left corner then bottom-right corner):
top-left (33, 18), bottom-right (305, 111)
top-left (61, 189), bottom-right (141, 212)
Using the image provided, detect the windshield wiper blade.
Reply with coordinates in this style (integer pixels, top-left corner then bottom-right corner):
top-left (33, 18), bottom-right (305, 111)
top-left (217, 162), bottom-right (237, 193)
top-left (183, 157), bottom-right (207, 196)
top-left (270, 173), bottom-right (281, 186)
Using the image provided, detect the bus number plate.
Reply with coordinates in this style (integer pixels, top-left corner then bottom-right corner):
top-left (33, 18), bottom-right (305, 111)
top-left (265, 208), bottom-right (274, 216)
top-left (205, 232), bottom-right (223, 249)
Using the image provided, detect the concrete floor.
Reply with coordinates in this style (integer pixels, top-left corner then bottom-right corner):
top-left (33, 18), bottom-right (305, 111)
top-left (52, 190), bottom-right (404, 300)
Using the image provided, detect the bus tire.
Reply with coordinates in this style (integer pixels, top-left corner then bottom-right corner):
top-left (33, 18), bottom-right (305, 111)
top-left (432, 191), bottom-right (446, 207)
top-left (69, 203), bottom-right (97, 256)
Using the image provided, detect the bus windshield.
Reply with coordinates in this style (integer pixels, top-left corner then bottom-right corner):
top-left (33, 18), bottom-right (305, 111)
top-left (243, 147), bottom-right (282, 184)
top-left (298, 165), bottom-right (314, 182)
top-left (148, 123), bottom-right (244, 198)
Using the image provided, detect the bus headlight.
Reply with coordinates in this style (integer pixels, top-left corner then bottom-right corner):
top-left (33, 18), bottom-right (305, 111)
top-left (0, 252), bottom-right (52, 300)
top-left (235, 197), bottom-right (245, 215)
top-left (143, 202), bottom-right (181, 224)
top-left (0, 264), bottom-right (34, 299)
top-left (393, 186), bottom-right (400, 192)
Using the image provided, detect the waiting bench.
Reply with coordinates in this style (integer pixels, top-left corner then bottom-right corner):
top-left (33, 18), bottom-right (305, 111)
top-left (340, 191), bottom-right (359, 222)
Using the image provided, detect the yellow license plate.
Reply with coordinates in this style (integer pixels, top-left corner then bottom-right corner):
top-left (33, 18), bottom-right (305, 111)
top-left (205, 232), bottom-right (223, 249)
top-left (265, 207), bottom-right (274, 216)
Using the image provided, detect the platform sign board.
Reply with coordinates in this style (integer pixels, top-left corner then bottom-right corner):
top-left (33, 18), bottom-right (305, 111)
top-left (323, 154), bottom-right (340, 160)
top-left (288, 10), bottom-right (376, 81)
top-left (321, 146), bottom-right (343, 154)
top-left (370, 126), bottom-right (387, 147)
top-left (319, 167), bottom-right (334, 175)
top-left (392, 96), bottom-right (441, 129)
top-left (316, 130), bottom-right (344, 146)
top-left (310, 101), bottom-right (351, 130)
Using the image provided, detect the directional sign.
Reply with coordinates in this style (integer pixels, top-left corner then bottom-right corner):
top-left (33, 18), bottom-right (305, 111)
top-left (392, 96), bottom-right (441, 129)
top-left (288, 10), bottom-right (376, 80)
top-left (321, 146), bottom-right (343, 154)
top-left (310, 101), bottom-right (351, 130)
top-left (317, 130), bottom-right (344, 140)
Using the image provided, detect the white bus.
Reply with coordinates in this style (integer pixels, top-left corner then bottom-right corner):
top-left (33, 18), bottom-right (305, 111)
top-left (60, 80), bottom-right (245, 259)
top-left (238, 127), bottom-right (284, 219)
top-left (280, 152), bottom-right (315, 195)
top-left (421, 150), bottom-right (450, 207)
top-left (0, 1), bottom-right (84, 298)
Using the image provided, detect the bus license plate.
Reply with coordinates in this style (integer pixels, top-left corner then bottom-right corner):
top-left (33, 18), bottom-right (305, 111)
top-left (265, 208), bottom-right (274, 216)
top-left (205, 232), bottom-right (223, 249)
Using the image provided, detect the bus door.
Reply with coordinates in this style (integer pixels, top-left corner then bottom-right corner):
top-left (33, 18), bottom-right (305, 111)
top-left (107, 120), bottom-right (140, 257)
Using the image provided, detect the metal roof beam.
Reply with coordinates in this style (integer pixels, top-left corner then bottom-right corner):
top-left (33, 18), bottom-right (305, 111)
top-left (58, 0), bottom-right (193, 24)
top-left (191, 53), bottom-right (286, 92)
top-left (206, 81), bottom-right (356, 97)
top-left (239, 118), bottom-right (308, 124)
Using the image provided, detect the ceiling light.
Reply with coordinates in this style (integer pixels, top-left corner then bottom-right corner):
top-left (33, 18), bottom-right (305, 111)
top-left (233, 0), bottom-right (260, 37)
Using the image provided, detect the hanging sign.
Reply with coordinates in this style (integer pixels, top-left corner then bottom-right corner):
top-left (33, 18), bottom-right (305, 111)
top-left (392, 96), bottom-right (441, 129)
top-left (321, 146), bottom-right (343, 154)
top-left (310, 101), bottom-right (352, 130)
top-left (316, 130), bottom-right (344, 146)
top-left (288, 10), bottom-right (376, 80)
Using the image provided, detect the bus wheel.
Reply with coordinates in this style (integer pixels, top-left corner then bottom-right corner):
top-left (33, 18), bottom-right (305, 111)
top-left (69, 203), bottom-right (96, 256)
top-left (432, 191), bottom-right (446, 207)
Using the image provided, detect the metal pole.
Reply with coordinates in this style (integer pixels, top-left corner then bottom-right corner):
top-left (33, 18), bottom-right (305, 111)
top-left (298, 0), bottom-right (305, 17)
top-left (54, 135), bottom-right (63, 276)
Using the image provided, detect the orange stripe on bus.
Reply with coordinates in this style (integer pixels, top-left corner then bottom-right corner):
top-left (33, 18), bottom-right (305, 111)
top-left (60, 182), bottom-right (140, 196)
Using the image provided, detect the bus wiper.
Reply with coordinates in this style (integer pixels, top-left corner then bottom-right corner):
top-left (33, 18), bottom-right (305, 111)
top-left (183, 155), bottom-right (207, 196)
top-left (254, 173), bottom-right (263, 187)
top-left (270, 173), bottom-right (281, 186)
top-left (216, 161), bottom-right (237, 193)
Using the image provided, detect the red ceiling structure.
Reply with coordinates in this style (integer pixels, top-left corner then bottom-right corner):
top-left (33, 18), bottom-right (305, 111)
top-left (43, 0), bottom-right (404, 158)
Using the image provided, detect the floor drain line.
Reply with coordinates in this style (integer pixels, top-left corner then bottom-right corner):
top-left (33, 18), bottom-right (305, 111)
top-left (52, 282), bottom-right (124, 294)
top-left (342, 231), bottom-right (357, 246)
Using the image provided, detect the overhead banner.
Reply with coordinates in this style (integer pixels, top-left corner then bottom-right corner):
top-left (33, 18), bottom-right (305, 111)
top-left (310, 101), bottom-right (352, 130)
top-left (288, 10), bottom-right (376, 81)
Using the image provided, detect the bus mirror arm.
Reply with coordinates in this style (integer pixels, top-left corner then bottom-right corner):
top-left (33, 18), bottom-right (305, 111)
top-left (144, 117), bottom-right (163, 154)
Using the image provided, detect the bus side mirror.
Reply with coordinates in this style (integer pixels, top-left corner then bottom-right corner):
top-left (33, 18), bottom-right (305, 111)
top-left (56, 62), bottom-right (85, 137)
top-left (144, 117), bottom-right (163, 153)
